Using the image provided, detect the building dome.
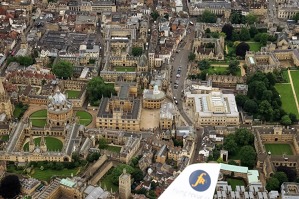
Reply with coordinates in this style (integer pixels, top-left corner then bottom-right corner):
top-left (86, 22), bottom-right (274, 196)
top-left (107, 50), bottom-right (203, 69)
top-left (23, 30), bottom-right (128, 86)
top-left (52, 89), bottom-right (67, 104)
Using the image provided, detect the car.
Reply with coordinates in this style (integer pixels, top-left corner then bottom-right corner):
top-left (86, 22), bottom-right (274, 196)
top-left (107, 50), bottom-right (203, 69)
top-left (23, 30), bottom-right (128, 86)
top-left (175, 100), bottom-right (178, 104)
top-left (174, 84), bottom-right (178, 89)
top-left (173, 96), bottom-right (177, 100)
top-left (176, 74), bottom-right (180, 78)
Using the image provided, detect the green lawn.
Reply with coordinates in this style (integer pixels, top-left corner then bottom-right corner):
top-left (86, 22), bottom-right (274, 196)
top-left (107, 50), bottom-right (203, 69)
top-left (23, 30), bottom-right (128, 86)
top-left (264, 144), bottom-right (293, 155)
top-left (100, 169), bottom-right (118, 192)
top-left (32, 168), bottom-right (79, 182)
top-left (115, 67), bottom-right (135, 72)
top-left (290, 71), bottom-right (299, 105)
top-left (248, 42), bottom-right (262, 52)
top-left (207, 66), bottom-right (228, 74)
top-left (30, 110), bottom-right (47, 118)
top-left (227, 178), bottom-right (245, 191)
top-left (0, 135), bottom-right (9, 141)
top-left (275, 84), bottom-right (299, 116)
top-left (23, 137), bottom-right (63, 151)
top-left (282, 70), bottom-right (289, 83)
top-left (106, 145), bottom-right (122, 153)
top-left (30, 119), bottom-right (47, 128)
top-left (209, 61), bottom-right (228, 65)
top-left (65, 90), bottom-right (81, 99)
top-left (76, 111), bottom-right (92, 126)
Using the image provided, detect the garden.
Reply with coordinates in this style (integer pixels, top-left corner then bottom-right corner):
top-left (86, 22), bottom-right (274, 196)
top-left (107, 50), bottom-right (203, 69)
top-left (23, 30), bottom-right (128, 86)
top-left (29, 109), bottom-right (47, 128)
top-left (264, 144), bottom-right (293, 155)
top-left (76, 111), bottom-right (93, 126)
top-left (23, 137), bottom-right (63, 152)
top-left (65, 90), bottom-right (81, 99)
top-left (115, 67), bottom-right (136, 72)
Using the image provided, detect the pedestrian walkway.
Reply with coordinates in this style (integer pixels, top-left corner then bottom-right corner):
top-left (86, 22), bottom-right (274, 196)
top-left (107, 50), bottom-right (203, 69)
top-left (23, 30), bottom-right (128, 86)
top-left (288, 69), bottom-right (299, 114)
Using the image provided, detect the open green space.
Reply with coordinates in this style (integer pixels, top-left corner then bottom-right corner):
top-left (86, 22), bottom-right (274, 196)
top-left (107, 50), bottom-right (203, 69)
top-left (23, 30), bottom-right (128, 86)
top-left (248, 42), bottom-right (262, 52)
top-left (106, 145), bottom-right (122, 153)
top-left (115, 67), bottom-right (135, 72)
top-left (13, 106), bottom-right (23, 118)
top-left (65, 90), bottom-right (81, 99)
top-left (30, 119), bottom-right (47, 128)
top-left (76, 111), bottom-right (92, 126)
top-left (30, 110), bottom-right (47, 118)
top-left (275, 84), bottom-right (299, 117)
top-left (290, 71), bottom-right (299, 104)
top-left (264, 144), bottom-right (293, 155)
top-left (209, 61), bottom-right (228, 65)
top-left (32, 168), bottom-right (79, 182)
top-left (227, 178), bottom-right (245, 191)
top-left (0, 135), bottom-right (9, 141)
top-left (282, 70), bottom-right (290, 83)
top-left (23, 137), bottom-right (63, 152)
top-left (100, 169), bottom-right (118, 192)
top-left (207, 66), bottom-right (228, 74)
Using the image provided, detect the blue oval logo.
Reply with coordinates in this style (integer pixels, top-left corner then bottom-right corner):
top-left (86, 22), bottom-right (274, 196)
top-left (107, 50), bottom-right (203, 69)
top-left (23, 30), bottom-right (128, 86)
top-left (189, 170), bottom-right (211, 192)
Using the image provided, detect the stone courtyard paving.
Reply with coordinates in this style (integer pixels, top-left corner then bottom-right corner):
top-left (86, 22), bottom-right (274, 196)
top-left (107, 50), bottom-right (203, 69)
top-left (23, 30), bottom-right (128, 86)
top-left (140, 109), bottom-right (160, 130)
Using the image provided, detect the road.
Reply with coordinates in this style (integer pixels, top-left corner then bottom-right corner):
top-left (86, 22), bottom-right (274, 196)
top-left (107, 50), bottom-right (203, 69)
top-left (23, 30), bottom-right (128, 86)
top-left (190, 127), bottom-right (204, 164)
top-left (170, 26), bottom-right (195, 126)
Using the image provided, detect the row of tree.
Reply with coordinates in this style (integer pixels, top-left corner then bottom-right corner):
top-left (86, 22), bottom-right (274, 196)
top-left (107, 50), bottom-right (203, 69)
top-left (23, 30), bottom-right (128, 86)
top-left (236, 72), bottom-right (298, 124)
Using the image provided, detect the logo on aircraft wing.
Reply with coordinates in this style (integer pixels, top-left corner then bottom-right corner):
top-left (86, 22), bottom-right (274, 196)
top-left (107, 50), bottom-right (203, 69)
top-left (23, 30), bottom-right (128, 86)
top-left (189, 170), bottom-right (211, 192)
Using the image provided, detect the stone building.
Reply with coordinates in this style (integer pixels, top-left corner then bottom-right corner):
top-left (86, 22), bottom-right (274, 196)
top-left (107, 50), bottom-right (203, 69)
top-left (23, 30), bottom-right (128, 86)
top-left (47, 88), bottom-right (73, 127)
top-left (119, 169), bottom-right (131, 199)
top-left (142, 85), bottom-right (166, 109)
top-left (207, 74), bottom-right (246, 88)
top-left (120, 136), bottom-right (141, 164)
top-left (0, 79), bottom-right (13, 119)
top-left (188, 0), bottom-right (231, 19)
top-left (159, 102), bottom-right (175, 130)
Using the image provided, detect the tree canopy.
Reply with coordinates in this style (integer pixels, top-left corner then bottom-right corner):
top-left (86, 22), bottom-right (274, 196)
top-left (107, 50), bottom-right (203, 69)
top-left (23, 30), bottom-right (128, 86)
top-left (266, 177), bottom-right (280, 191)
top-left (245, 14), bottom-right (258, 25)
top-left (239, 28), bottom-right (251, 41)
top-left (281, 115), bottom-right (292, 126)
top-left (199, 10), bottom-right (217, 23)
top-left (236, 42), bottom-right (250, 58)
top-left (230, 12), bottom-right (245, 24)
top-left (0, 175), bottom-right (21, 199)
top-left (188, 53), bottom-right (196, 61)
top-left (7, 56), bottom-right (34, 67)
top-left (86, 77), bottom-right (116, 106)
top-left (239, 145), bottom-right (256, 169)
top-left (222, 24), bottom-right (234, 40)
top-left (52, 60), bottom-right (74, 79)
top-left (132, 47), bottom-right (143, 57)
top-left (151, 11), bottom-right (159, 21)
top-left (228, 60), bottom-right (239, 75)
top-left (198, 60), bottom-right (211, 70)
top-left (110, 164), bottom-right (135, 185)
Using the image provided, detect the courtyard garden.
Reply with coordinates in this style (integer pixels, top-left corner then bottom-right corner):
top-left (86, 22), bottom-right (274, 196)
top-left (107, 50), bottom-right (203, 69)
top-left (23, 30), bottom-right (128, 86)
top-left (13, 102), bottom-right (28, 119)
top-left (31, 167), bottom-right (79, 182)
top-left (264, 144), bottom-right (293, 155)
top-left (100, 168), bottom-right (119, 192)
top-left (65, 90), bottom-right (81, 99)
top-left (115, 67), bottom-right (135, 72)
top-left (76, 111), bottom-right (92, 126)
top-left (248, 42), bottom-right (261, 52)
top-left (23, 137), bottom-right (63, 152)
top-left (29, 109), bottom-right (47, 128)
top-left (106, 145), bottom-right (122, 153)
top-left (227, 178), bottom-right (245, 191)
top-left (0, 135), bottom-right (9, 141)
top-left (274, 83), bottom-right (299, 117)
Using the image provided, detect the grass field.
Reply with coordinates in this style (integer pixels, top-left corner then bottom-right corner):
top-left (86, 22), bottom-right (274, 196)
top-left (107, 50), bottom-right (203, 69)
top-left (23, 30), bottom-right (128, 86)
top-left (275, 84), bottom-right (299, 116)
top-left (207, 66), bottom-right (228, 74)
top-left (66, 90), bottom-right (81, 99)
top-left (0, 135), bottom-right (9, 141)
top-left (30, 119), bottom-right (47, 127)
top-left (282, 70), bottom-right (290, 83)
top-left (100, 169), bottom-right (118, 192)
top-left (248, 42), bottom-right (262, 52)
top-left (32, 168), bottom-right (79, 182)
top-left (115, 67), bottom-right (135, 72)
top-left (76, 111), bottom-right (92, 126)
top-left (290, 71), bottom-right (299, 105)
top-left (264, 144), bottom-right (293, 155)
top-left (106, 145), bottom-right (122, 153)
top-left (23, 137), bottom-right (63, 151)
top-left (30, 110), bottom-right (47, 118)
top-left (227, 178), bottom-right (245, 191)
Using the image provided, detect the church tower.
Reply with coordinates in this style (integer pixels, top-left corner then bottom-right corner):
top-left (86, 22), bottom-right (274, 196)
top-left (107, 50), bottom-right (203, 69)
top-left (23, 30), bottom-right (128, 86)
top-left (119, 169), bottom-right (131, 199)
top-left (0, 79), bottom-right (13, 119)
top-left (29, 135), bottom-right (35, 152)
top-left (40, 135), bottom-right (47, 152)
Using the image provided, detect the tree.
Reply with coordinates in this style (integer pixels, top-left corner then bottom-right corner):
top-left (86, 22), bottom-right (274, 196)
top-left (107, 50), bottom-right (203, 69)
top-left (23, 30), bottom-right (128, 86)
top-left (293, 12), bottom-right (299, 22)
top-left (289, 113), bottom-right (298, 124)
top-left (231, 30), bottom-right (240, 41)
top-left (223, 134), bottom-right (238, 155)
top-left (260, 33), bottom-right (269, 46)
top-left (86, 77), bottom-right (116, 106)
top-left (245, 14), bottom-right (258, 25)
top-left (132, 168), bottom-right (144, 182)
top-left (235, 94), bottom-right (248, 107)
top-left (151, 11), bottom-right (159, 21)
top-left (281, 115), bottom-right (292, 126)
top-left (200, 10), bottom-right (217, 23)
top-left (132, 47), bottom-right (143, 56)
top-left (222, 24), bottom-right (234, 40)
top-left (0, 175), bottom-right (21, 199)
top-left (273, 172), bottom-right (288, 186)
top-left (243, 99), bottom-right (258, 113)
top-left (188, 53), bottom-right (196, 61)
top-left (230, 12), bottom-right (242, 24)
top-left (239, 146), bottom-right (256, 168)
top-left (236, 42), bottom-right (250, 58)
top-left (266, 177), bottom-right (280, 191)
top-left (258, 100), bottom-right (274, 121)
top-left (228, 60), bottom-right (239, 75)
top-left (198, 60), bottom-right (211, 70)
top-left (249, 26), bottom-right (259, 38)
top-left (217, 157), bottom-right (224, 163)
top-left (98, 138), bottom-right (108, 149)
top-left (228, 160), bottom-right (238, 165)
top-left (52, 60), bottom-right (74, 79)
top-left (277, 166), bottom-right (297, 182)
top-left (239, 28), bottom-right (251, 41)
top-left (235, 128), bottom-right (254, 146)
top-left (111, 164), bottom-right (135, 185)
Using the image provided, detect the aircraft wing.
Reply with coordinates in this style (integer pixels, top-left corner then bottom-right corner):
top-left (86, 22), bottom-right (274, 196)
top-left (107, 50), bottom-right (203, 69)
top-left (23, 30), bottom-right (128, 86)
top-left (159, 163), bottom-right (221, 199)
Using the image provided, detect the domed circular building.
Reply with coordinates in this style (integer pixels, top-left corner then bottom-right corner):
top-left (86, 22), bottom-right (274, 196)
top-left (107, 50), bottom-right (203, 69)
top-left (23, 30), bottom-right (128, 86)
top-left (47, 88), bottom-right (73, 127)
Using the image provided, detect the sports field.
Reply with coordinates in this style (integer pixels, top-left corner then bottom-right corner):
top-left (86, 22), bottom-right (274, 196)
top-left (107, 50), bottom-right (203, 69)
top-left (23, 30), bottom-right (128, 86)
top-left (275, 84), bottom-right (299, 117)
top-left (264, 144), bottom-right (293, 155)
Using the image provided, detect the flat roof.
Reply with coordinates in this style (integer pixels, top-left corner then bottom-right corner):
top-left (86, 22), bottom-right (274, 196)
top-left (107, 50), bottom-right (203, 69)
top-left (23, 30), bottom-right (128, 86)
top-left (220, 163), bottom-right (248, 173)
top-left (247, 170), bottom-right (260, 184)
top-left (60, 179), bottom-right (76, 188)
top-left (249, 57), bottom-right (255, 65)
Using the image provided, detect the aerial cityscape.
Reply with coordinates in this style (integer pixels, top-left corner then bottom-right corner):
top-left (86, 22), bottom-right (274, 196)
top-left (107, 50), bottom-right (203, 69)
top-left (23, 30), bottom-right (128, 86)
top-left (1, 0), bottom-right (299, 198)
